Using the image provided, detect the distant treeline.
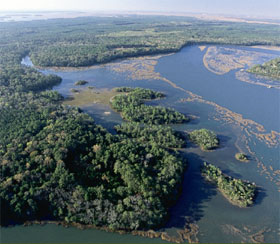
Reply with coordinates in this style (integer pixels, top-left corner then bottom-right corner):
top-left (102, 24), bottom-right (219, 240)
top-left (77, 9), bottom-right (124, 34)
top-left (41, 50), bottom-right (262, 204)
top-left (0, 16), bottom-right (279, 67)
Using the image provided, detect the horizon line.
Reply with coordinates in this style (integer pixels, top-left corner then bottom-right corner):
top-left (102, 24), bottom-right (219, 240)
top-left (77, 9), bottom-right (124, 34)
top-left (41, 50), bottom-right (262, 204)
top-left (0, 10), bottom-right (279, 20)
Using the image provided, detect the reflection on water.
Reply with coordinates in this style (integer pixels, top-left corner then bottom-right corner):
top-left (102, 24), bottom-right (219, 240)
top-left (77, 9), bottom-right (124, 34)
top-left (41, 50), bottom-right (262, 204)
top-left (15, 45), bottom-right (280, 243)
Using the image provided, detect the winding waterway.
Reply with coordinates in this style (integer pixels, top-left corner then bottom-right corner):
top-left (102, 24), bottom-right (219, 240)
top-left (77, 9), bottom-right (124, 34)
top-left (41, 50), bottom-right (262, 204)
top-left (2, 45), bottom-right (279, 243)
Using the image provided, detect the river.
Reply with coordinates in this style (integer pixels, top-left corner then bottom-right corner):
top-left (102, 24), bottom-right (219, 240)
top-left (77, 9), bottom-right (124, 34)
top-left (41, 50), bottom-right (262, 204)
top-left (2, 44), bottom-right (279, 243)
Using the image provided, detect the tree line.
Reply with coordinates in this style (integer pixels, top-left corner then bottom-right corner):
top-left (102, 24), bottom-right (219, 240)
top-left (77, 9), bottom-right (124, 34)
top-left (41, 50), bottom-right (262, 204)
top-left (0, 16), bottom-right (279, 68)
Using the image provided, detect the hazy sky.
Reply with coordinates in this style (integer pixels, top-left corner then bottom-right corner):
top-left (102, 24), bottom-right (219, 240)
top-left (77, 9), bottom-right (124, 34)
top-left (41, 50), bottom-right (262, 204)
top-left (1, 0), bottom-right (279, 18)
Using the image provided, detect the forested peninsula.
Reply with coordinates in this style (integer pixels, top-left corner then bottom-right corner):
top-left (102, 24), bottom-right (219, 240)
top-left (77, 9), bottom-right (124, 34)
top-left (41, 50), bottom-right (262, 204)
top-left (1, 80), bottom-right (187, 229)
top-left (201, 163), bottom-right (256, 207)
top-left (111, 87), bottom-right (188, 124)
top-left (0, 15), bottom-right (272, 232)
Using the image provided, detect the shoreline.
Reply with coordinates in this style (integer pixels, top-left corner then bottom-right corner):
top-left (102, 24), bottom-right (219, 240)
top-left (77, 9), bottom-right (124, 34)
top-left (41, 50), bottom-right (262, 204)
top-left (28, 43), bottom-right (280, 72)
top-left (31, 52), bottom-right (176, 71)
top-left (2, 12), bottom-right (280, 26)
top-left (247, 70), bottom-right (280, 82)
top-left (250, 45), bottom-right (280, 51)
top-left (6, 219), bottom-right (199, 243)
top-left (202, 174), bottom-right (255, 208)
top-left (235, 153), bottom-right (250, 163)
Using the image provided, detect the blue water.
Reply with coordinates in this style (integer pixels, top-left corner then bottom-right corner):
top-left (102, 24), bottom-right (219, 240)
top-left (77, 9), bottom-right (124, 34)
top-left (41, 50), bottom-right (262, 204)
top-left (155, 45), bottom-right (280, 132)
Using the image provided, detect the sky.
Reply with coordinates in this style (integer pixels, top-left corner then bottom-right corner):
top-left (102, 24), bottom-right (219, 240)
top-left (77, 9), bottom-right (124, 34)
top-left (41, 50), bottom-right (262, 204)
top-left (1, 0), bottom-right (279, 18)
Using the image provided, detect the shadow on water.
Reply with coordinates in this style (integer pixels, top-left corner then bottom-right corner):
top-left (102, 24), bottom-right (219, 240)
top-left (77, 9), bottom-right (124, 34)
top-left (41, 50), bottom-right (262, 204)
top-left (164, 152), bottom-right (217, 229)
top-left (217, 134), bottom-right (231, 150)
top-left (184, 140), bottom-right (198, 150)
top-left (187, 116), bottom-right (200, 125)
top-left (221, 168), bottom-right (243, 179)
top-left (254, 186), bottom-right (267, 206)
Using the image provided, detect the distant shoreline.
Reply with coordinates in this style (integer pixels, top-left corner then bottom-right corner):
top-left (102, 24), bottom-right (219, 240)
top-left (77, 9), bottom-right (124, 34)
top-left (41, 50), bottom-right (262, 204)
top-left (1, 11), bottom-right (280, 25)
top-left (24, 43), bottom-right (280, 71)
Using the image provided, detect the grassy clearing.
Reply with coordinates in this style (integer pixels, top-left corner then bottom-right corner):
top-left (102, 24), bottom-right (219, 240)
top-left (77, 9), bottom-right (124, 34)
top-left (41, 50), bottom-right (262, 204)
top-left (64, 88), bottom-right (119, 107)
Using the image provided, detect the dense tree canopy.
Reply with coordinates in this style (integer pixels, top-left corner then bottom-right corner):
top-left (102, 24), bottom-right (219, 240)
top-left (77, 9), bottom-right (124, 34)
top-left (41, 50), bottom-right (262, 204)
top-left (0, 16), bottom-right (279, 68)
top-left (0, 89), bottom-right (187, 229)
top-left (111, 87), bottom-right (188, 124)
top-left (201, 162), bottom-right (256, 207)
top-left (248, 58), bottom-right (280, 80)
top-left (0, 65), bottom-right (61, 92)
top-left (115, 122), bottom-right (186, 148)
top-left (0, 58), bottom-right (186, 231)
top-left (189, 129), bottom-right (219, 150)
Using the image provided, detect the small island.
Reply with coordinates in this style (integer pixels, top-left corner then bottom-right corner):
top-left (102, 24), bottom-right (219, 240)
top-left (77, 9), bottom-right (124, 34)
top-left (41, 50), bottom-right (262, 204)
top-left (201, 162), bottom-right (256, 207)
top-left (75, 80), bottom-right (89, 86)
top-left (189, 129), bottom-right (219, 150)
top-left (247, 58), bottom-right (280, 80)
top-left (235, 153), bottom-right (249, 162)
top-left (70, 88), bottom-right (80, 93)
top-left (111, 87), bottom-right (188, 124)
top-left (114, 86), bottom-right (165, 99)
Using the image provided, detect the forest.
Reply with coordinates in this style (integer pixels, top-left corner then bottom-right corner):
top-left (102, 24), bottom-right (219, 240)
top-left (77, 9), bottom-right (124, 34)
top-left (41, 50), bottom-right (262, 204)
top-left (0, 15), bottom-right (272, 230)
top-left (248, 57), bottom-right (280, 80)
top-left (0, 65), bottom-right (61, 92)
top-left (0, 15), bottom-right (279, 68)
top-left (0, 62), bottom-right (187, 230)
top-left (114, 122), bottom-right (186, 148)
